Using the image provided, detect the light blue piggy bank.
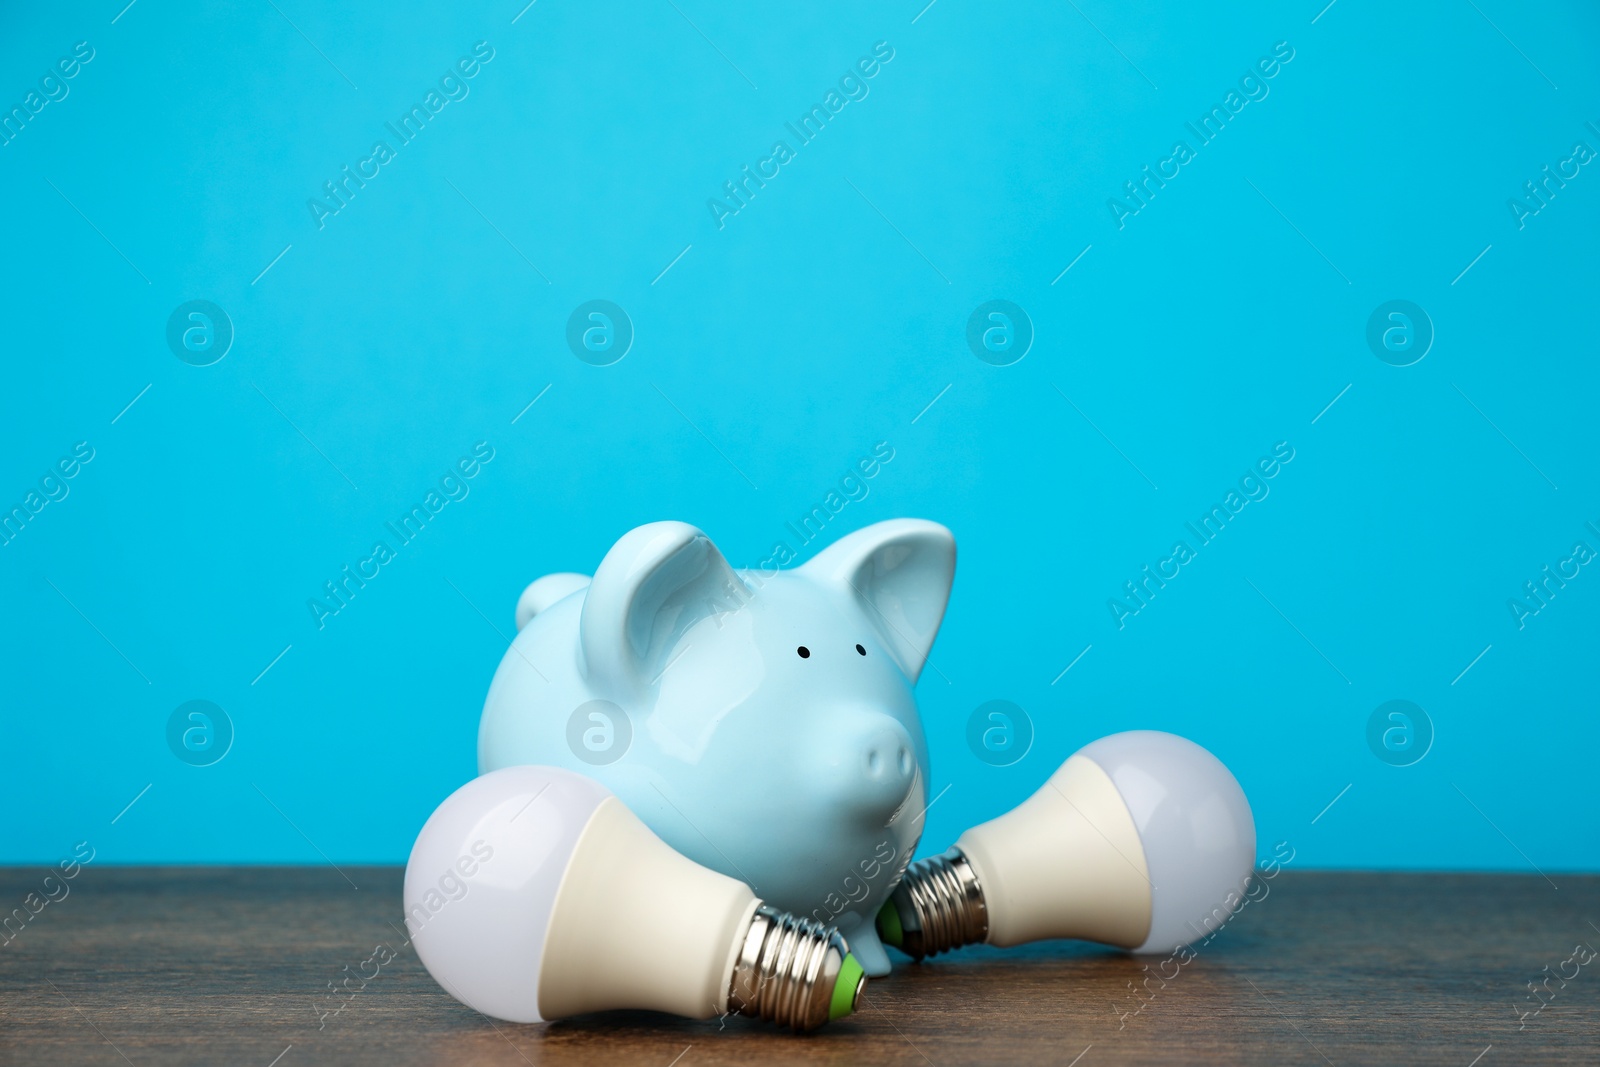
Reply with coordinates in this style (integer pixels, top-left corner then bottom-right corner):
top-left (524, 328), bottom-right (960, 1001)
top-left (477, 518), bottom-right (955, 975)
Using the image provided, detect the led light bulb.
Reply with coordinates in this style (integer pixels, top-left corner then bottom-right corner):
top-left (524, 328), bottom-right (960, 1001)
top-left (878, 730), bottom-right (1255, 959)
top-left (405, 766), bottom-right (866, 1030)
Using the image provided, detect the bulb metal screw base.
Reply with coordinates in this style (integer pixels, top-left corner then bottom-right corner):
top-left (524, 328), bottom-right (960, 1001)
top-left (727, 906), bottom-right (864, 1031)
top-left (875, 847), bottom-right (988, 961)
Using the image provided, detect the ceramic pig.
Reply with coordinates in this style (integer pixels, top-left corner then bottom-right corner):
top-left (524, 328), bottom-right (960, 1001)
top-left (477, 518), bottom-right (955, 976)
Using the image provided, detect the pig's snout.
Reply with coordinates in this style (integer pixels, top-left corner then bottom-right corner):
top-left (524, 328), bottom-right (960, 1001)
top-left (825, 711), bottom-right (917, 815)
top-left (863, 732), bottom-right (914, 782)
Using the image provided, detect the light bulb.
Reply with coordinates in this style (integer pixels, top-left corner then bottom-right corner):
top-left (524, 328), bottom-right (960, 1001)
top-left (877, 730), bottom-right (1255, 959)
top-left (405, 766), bottom-right (866, 1030)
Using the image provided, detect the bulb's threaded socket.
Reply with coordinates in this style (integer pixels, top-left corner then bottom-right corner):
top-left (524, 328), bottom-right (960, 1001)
top-left (876, 847), bottom-right (988, 961)
top-left (727, 906), bottom-right (862, 1031)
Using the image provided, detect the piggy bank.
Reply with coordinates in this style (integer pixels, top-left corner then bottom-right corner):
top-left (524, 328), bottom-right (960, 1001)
top-left (477, 518), bottom-right (955, 976)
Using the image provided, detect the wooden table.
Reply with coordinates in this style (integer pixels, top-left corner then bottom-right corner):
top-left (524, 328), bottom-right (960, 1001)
top-left (2, 868), bottom-right (1596, 1065)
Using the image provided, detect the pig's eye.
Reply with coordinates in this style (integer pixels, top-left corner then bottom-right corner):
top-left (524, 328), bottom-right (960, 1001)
top-left (855, 644), bottom-right (866, 656)
top-left (796, 646), bottom-right (811, 659)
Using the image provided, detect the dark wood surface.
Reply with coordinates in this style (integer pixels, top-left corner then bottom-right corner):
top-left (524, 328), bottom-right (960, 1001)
top-left (1, 868), bottom-right (1596, 1065)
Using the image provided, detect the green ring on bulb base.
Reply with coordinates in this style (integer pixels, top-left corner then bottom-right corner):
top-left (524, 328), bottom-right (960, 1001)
top-left (829, 953), bottom-right (865, 1020)
top-left (875, 898), bottom-right (904, 948)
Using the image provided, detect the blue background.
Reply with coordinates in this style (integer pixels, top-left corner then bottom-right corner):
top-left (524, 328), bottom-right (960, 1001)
top-left (2, 0), bottom-right (1596, 873)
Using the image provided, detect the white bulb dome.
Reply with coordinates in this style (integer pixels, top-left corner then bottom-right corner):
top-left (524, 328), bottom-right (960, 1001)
top-left (1076, 730), bottom-right (1256, 953)
top-left (404, 766), bottom-right (611, 1023)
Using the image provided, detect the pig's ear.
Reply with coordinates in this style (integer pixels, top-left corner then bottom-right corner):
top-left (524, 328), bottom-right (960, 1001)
top-left (801, 519), bottom-right (955, 684)
top-left (580, 521), bottom-right (748, 695)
